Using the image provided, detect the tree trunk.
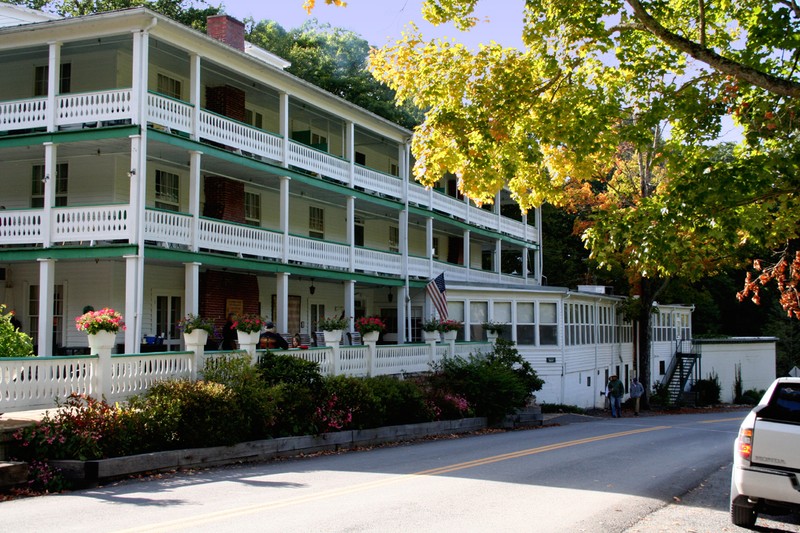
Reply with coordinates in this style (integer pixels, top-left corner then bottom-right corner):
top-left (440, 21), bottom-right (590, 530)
top-left (636, 277), bottom-right (656, 410)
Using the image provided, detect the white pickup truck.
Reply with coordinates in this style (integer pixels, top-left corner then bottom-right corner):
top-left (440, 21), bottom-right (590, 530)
top-left (730, 377), bottom-right (800, 528)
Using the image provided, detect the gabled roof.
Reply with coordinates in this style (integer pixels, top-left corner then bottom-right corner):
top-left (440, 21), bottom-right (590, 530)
top-left (0, 2), bottom-right (59, 27)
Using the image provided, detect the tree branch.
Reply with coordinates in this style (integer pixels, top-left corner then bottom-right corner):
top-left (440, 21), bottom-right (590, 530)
top-left (625, 0), bottom-right (800, 98)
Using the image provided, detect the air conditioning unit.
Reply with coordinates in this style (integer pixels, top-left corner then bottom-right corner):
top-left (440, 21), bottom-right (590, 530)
top-left (577, 285), bottom-right (613, 295)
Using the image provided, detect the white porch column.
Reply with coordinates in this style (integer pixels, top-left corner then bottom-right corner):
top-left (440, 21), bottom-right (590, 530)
top-left (190, 52), bottom-right (201, 141)
top-left (184, 262), bottom-right (201, 316)
top-left (37, 258), bottom-right (55, 356)
top-left (535, 208), bottom-right (543, 284)
top-left (189, 150), bottom-right (202, 251)
top-left (347, 196), bottom-right (355, 272)
top-left (279, 91), bottom-right (289, 167)
top-left (346, 121), bottom-right (355, 187)
top-left (124, 254), bottom-right (139, 353)
top-left (276, 272), bottom-right (289, 333)
top-left (463, 229), bottom-right (471, 273)
top-left (42, 142), bottom-right (56, 248)
top-left (495, 239), bottom-right (502, 277)
top-left (128, 135), bottom-right (141, 244)
top-left (398, 285), bottom-right (408, 344)
top-left (344, 280), bottom-right (355, 332)
top-left (46, 42), bottom-right (61, 132)
top-left (279, 176), bottom-right (290, 263)
top-left (426, 217), bottom-right (434, 278)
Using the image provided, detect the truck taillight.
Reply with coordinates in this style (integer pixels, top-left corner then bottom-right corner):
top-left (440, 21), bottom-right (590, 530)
top-left (738, 427), bottom-right (753, 461)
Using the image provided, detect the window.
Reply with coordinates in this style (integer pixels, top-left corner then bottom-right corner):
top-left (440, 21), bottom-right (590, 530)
top-left (389, 226), bottom-right (399, 252)
top-left (355, 151), bottom-right (366, 165)
top-left (244, 191), bottom-right (261, 226)
top-left (28, 284), bottom-right (64, 350)
top-left (354, 216), bottom-right (364, 246)
top-left (32, 164), bottom-right (68, 208)
top-left (155, 169), bottom-right (180, 211)
top-left (389, 162), bottom-right (399, 176)
top-left (539, 302), bottom-right (558, 345)
top-left (516, 302), bottom-right (535, 345)
top-left (309, 206), bottom-right (324, 239)
top-left (245, 108), bottom-right (263, 129)
top-left (157, 73), bottom-right (182, 100)
top-left (432, 237), bottom-right (439, 259)
top-left (493, 302), bottom-right (513, 340)
top-left (659, 360), bottom-right (666, 375)
top-left (34, 63), bottom-right (71, 96)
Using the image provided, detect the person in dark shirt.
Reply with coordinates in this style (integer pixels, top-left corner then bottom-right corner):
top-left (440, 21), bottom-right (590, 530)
top-left (258, 321), bottom-right (288, 350)
top-left (221, 313), bottom-right (237, 350)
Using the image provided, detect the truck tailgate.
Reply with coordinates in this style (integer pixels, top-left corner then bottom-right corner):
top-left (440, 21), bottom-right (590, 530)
top-left (751, 418), bottom-right (800, 470)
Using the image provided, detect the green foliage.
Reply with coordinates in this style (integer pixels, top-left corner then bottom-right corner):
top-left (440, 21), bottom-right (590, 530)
top-left (693, 373), bottom-right (722, 406)
top-left (141, 379), bottom-right (246, 448)
top-left (650, 381), bottom-right (671, 406)
top-left (246, 18), bottom-right (423, 129)
top-left (431, 340), bottom-right (543, 424)
top-left (11, 0), bottom-right (221, 28)
top-left (256, 351), bottom-right (324, 391)
top-left (0, 305), bottom-right (34, 357)
top-left (739, 388), bottom-right (766, 405)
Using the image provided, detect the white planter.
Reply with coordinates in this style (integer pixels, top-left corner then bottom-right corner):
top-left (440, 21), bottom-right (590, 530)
top-left (442, 330), bottom-right (458, 341)
top-left (183, 329), bottom-right (209, 347)
top-left (362, 330), bottom-right (380, 343)
top-left (323, 329), bottom-right (343, 344)
top-left (486, 331), bottom-right (499, 342)
top-left (87, 330), bottom-right (117, 354)
top-left (422, 330), bottom-right (440, 342)
top-left (237, 330), bottom-right (260, 347)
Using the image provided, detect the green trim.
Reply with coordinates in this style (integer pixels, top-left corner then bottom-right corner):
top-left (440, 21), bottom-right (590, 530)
top-left (0, 244), bottom-right (137, 261)
top-left (144, 246), bottom-right (406, 286)
top-left (0, 125), bottom-right (140, 148)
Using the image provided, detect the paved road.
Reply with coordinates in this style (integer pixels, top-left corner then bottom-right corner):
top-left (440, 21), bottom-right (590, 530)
top-left (3, 411), bottom-right (775, 532)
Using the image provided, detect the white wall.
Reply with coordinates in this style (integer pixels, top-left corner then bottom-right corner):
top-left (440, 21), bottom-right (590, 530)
top-left (696, 340), bottom-right (777, 403)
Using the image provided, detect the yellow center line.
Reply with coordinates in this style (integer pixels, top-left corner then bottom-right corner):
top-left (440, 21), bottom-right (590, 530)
top-left (698, 416), bottom-right (745, 424)
top-left (115, 425), bottom-right (671, 533)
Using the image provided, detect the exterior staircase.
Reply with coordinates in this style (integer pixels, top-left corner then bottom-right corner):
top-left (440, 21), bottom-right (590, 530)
top-left (660, 339), bottom-right (701, 406)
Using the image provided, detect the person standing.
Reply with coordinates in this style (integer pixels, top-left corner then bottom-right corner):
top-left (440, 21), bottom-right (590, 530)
top-left (221, 313), bottom-right (237, 350)
top-left (608, 375), bottom-right (624, 418)
top-left (630, 377), bottom-right (645, 416)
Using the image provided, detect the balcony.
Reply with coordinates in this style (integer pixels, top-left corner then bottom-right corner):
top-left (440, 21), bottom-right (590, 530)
top-left (0, 207), bottom-right (530, 286)
top-left (0, 89), bottom-right (536, 245)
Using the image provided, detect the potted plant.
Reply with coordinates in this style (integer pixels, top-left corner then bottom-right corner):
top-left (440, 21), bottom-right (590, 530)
top-left (318, 315), bottom-right (349, 344)
top-left (75, 307), bottom-right (124, 354)
top-left (178, 314), bottom-right (214, 346)
top-left (421, 316), bottom-right (441, 342)
top-left (232, 313), bottom-right (265, 349)
top-left (355, 316), bottom-right (385, 343)
top-left (439, 319), bottom-right (462, 341)
top-left (482, 321), bottom-right (506, 341)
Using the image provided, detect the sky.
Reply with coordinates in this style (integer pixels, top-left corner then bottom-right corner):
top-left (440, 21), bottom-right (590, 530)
top-left (218, 0), bottom-right (526, 49)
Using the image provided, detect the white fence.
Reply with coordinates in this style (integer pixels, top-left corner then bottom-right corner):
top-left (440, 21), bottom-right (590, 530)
top-left (0, 340), bottom-right (492, 414)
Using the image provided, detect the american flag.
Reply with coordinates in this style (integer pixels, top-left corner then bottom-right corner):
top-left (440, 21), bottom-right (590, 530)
top-left (426, 273), bottom-right (448, 319)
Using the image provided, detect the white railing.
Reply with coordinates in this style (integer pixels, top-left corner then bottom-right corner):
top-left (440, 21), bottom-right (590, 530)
top-left (0, 340), bottom-right (489, 414)
top-left (0, 356), bottom-right (96, 411)
top-left (198, 218), bottom-right (283, 257)
top-left (199, 109), bottom-right (283, 162)
top-left (0, 209), bottom-right (44, 245)
top-left (500, 216), bottom-right (527, 237)
top-left (354, 165), bottom-right (403, 200)
top-left (287, 235), bottom-right (349, 269)
top-left (469, 206), bottom-right (499, 231)
top-left (287, 140), bottom-right (350, 183)
top-left (354, 247), bottom-right (402, 276)
top-left (408, 255), bottom-right (432, 279)
top-left (0, 97), bottom-right (47, 130)
top-left (52, 205), bottom-right (130, 243)
top-left (468, 268), bottom-right (502, 284)
top-left (109, 352), bottom-right (193, 400)
top-left (148, 92), bottom-right (193, 134)
top-left (431, 191), bottom-right (467, 221)
top-left (56, 89), bottom-right (133, 126)
top-left (144, 209), bottom-right (192, 247)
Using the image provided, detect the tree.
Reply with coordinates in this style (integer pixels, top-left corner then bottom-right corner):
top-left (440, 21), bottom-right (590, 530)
top-left (8, 0), bottom-right (221, 29)
top-left (363, 0), bottom-right (800, 404)
top-left (246, 18), bottom-right (423, 129)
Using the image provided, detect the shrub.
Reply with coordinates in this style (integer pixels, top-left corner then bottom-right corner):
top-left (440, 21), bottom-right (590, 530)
top-left (142, 380), bottom-right (246, 448)
top-left (257, 351), bottom-right (324, 391)
top-left (540, 403), bottom-right (585, 414)
top-left (0, 305), bottom-right (34, 357)
top-left (11, 393), bottom-right (139, 461)
top-left (650, 381), bottom-right (671, 406)
top-left (432, 340), bottom-right (543, 424)
top-left (201, 354), bottom-right (279, 440)
top-left (694, 373), bottom-right (721, 406)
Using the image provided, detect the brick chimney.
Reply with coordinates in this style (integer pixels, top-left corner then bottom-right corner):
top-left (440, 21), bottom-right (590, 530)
top-left (207, 14), bottom-right (245, 51)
